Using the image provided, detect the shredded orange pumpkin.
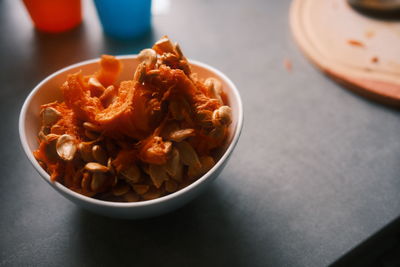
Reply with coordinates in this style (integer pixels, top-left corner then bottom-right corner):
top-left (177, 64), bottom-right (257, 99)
top-left (34, 36), bottom-right (232, 202)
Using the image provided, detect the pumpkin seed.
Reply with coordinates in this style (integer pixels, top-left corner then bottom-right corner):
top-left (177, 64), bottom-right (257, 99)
top-left (137, 48), bottom-right (157, 69)
top-left (174, 43), bottom-right (184, 59)
top-left (120, 164), bottom-right (141, 184)
top-left (107, 157), bottom-right (115, 175)
top-left (175, 141), bottom-right (201, 169)
top-left (145, 138), bottom-right (172, 161)
top-left (42, 126), bottom-right (51, 135)
top-left (208, 126), bottom-right (225, 141)
top-left (165, 180), bottom-right (178, 193)
top-left (50, 124), bottom-right (64, 135)
top-left (142, 188), bottom-right (162, 201)
top-left (38, 130), bottom-right (47, 142)
top-left (90, 172), bottom-right (107, 191)
top-left (84, 129), bottom-right (99, 140)
top-left (123, 191), bottom-right (140, 202)
top-left (171, 163), bottom-right (183, 182)
top-left (188, 156), bottom-right (215, 179)
top-left (99, 85), bottom-right (117, 107)
top-left (56, 134), bottom-right (77, 161)
top-left (154, 36), bottom-right (175, 54)
top-left (112, 182), bottom-right (130, 196)
top-left (132, 184), bottom-right (150, 195)
top-left (42, 107), bottom-right (61, 126)
top-left (85, 162), bottom-right (109, 173)
top-left (83, 122), bottom-right (102, 132)
top-left (78, 142), bottom-right (94, 162)
top-left (212, 105), bottom-right (232, 127)
top-left (81, 172), bottom-right (91, 191)
top-left (179, 59), bottom-right (191, 75)
top-left (146, 69), bottom-right (161, 78)
top-left (200, 156), bottom-right (215, 173)
top-left (149, 164), bottom-right (169, 188)
top-left (134, 62), bottom-right (147, 83)
top-left (160, 52), bottom-right (178, 63)
top-left (72, 169), bottom-right (83, 187)
top-left (160, 122), bottom-right (179, 140)
top-left (188, 163), bottom-right (202, 179)
top-left (88, 77), bottom-right (105, 90)
top-left (165, 148), bottom-right (180, 177)
top-left (111, 175), bottom-right (118, 187)
top-left (168, 128), bottom-right (195, 142)
top-left (44, 134), bottom-right (59, 160)
top-left (204, 78), bottom-right (223, 104)
top-left (92, 145), bottom-right (107, 165)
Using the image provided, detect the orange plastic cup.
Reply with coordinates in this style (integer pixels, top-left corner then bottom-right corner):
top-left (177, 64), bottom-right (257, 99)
top-left (22, 0), bottom-right (82, 33)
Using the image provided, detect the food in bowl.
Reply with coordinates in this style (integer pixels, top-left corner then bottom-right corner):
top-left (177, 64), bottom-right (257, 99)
top-left (33, 36), bottom-right (232, 202)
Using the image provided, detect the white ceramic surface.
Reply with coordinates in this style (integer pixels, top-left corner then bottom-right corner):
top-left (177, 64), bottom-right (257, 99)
top-left (19, 56), bottom-right (243, 219)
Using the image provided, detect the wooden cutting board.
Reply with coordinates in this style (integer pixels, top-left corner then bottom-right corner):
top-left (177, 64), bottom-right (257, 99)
top-left (290, 0), bottom-right (400, 107)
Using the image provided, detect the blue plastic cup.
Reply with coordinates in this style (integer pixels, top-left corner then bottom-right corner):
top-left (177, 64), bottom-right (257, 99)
top-left (93, 0), bottom-right (152, 39)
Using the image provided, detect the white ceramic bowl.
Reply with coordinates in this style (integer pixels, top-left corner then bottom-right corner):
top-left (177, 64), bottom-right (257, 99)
top-left (19, 56), bottom-right (243, 219)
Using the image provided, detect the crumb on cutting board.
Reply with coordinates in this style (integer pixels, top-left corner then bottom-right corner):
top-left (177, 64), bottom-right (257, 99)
top-left (347, 39), bottom-right (365, 47)
top-left (365, 30), bottom-right (375, 39)
top-left (371, 56), bottom-right (379, 63)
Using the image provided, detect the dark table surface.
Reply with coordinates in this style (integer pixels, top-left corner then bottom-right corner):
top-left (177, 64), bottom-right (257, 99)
top-left (1, 0), bottom-right (400, 266)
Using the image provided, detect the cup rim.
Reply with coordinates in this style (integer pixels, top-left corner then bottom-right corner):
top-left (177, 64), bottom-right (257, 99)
top-left (19, 55), bottom-right (244, 208)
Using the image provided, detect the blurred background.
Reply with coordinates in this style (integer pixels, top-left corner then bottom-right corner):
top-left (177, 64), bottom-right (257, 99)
top-left (1, 0), bottom-right (400, 266)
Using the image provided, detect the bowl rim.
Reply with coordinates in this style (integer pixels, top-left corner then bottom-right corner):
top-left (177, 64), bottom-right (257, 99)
top-left (19, 55), bottom-right (244, 208)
